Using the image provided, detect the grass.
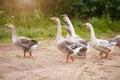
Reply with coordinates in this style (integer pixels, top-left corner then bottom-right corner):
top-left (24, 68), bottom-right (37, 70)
top-left (72, 16), bottom-right (120, 40)
top-left (0, 11), bottom-right (120, 43)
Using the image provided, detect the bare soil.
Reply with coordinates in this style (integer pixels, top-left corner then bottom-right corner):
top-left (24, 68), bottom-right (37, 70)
top-left (0, 40), bottom-right (120, 80)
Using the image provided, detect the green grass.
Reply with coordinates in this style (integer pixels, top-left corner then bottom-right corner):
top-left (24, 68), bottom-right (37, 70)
top-left (72, 16), bottom-right (120, 40)
top-left (0, 11), bottom-right (120, 43)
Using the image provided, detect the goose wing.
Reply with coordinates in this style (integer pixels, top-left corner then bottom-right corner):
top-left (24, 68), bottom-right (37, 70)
top-left (97, 39), bottom-right (115, 48)
top-left (15, 37), bottom-right (39, 50)
top-left (57, 40), bottom-right (73, 54)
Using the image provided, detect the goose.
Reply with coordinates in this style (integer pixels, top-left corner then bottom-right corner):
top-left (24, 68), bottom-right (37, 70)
top-left (62, 25), bottom-right (87, 57)
top-left (112, 35), bottom-right (120, 48)
top-left (50, 17), bottom-right (83, 63)
top-left (61, 14), bottom-right (84, 42)
top-left (83, 23), bottom-right (116, 59)
top-left (61, 14), bottom-right (89, 57)
top-left (4, 23), bottom-right (41, 57)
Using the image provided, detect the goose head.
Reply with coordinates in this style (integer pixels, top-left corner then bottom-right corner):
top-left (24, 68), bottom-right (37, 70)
top-left (50, 17), bottom-right (60, 24)
top-left (61, 14), bottom-right (69, 23)
top-left (4, 23), bottom-right (14, 29)
top-left (83, 23), bottom-right (93, 29)
top-left (62, 25), bottom-right (70, 32)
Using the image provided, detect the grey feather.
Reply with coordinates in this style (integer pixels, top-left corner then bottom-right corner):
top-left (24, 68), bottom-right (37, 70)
top-left (113, 35), bottom-right (120, 48)
top-left (15, 37), bottom-right (39, 51)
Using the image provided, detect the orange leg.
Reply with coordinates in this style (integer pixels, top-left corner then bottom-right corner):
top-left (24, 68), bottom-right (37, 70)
top-left (66, 55), bottom-right (69, 63)
top-left (70, 55), bottom-right (75, 62)
top-left (106, 49), bottom-right (111, 59)
top-left (99, 52), bottom-right (102, 59)
top-left (29, 51), bottom-right (32, 56)
top-left (106, 52), bottom-right (108, 59)
top-left (24, 51), bottom-right (26, 57)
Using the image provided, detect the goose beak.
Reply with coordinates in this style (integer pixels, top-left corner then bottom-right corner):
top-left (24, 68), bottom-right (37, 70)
top-left (50, 18), bottom-right (54, 20)
top-left (62, 26), bottom-right (67, 29)
top-left (50, 17), bottom-right (55, 21)
top-left (4, 24), bottom-right (7, 27)
top-left (62, 26), bottom-right (70, 32)
top-left (61, 15), bottom-right (65, 17)
top-left (61, 15), bottom-right (65, 21)
top-left (61, 14), bottom-right (68, 18)
top-left (4, 24), bottom-right (9, 28)
top-left (4, 23), bottom-right (12, 27)
top-left (61, 15), bottom-right (67, 21)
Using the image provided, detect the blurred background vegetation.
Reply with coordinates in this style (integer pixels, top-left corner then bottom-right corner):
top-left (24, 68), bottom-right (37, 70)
top-left (0, 0), bottom-right (120, 42)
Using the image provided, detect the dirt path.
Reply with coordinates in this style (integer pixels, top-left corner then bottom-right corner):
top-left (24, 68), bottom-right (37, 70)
top-left (0, 40), bottom-right (120, 80)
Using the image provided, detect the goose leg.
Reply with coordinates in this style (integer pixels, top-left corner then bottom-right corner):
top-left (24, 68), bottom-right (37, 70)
top-left (66, 55), bottom-right (69, 63)
top-left (29, 51), bottom-right (32, 56)
top-left (70, 55), bottom-right (75, 62)
top-left (106, 49), bottom-right (111, 59)
top-left (106, 52), bottom-right (108, 59)
top-left (99, 52), bottom-right (102, 59)
top-left (24, 51), bottom-right (26, 57)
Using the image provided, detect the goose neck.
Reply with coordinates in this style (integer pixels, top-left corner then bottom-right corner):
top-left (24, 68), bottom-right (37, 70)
top-left (56, 21), bottom-right (62, 41)
top-left (11, 27), bottom-right (17, 42)
top-left (89, 26), bottom-right (96, 41)
top-left (66, 18), bottom-right (75, 36)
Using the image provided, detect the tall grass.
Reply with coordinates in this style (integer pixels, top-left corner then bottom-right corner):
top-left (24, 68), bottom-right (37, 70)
top-left (72, 15), bottom-right (120, 40)
top-left (0, 10), bottom-right (120, 43)
top-left (0, 10), bottom-right (57, 42)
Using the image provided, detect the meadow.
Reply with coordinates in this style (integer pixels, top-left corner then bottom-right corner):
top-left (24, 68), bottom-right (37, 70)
top-left (0, 10), bottom-right (120, 43)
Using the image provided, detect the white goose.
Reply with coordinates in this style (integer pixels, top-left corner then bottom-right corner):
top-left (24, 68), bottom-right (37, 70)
top-left (4, 23), bottom-right (41, 57)
top-left (61, 14), bottom-right (84, 41)
top-left (83, 23), bottom-right (116, 59)
top-left (61, 14), bottom-right (89, 58)
top-left (50, 17), bottom-right (82, 63)
top-left (62, 25), bottom-right (88, 57)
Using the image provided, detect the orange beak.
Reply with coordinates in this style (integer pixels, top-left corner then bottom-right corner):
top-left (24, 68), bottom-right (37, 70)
top-left (50, 17), bottom-right (55, 21)
top-left (62, 26), bottom-right (70, 32)
top-left (62, 26), bottom-right (67, 29)
top-left (4, 24), bottom-right (9, 28)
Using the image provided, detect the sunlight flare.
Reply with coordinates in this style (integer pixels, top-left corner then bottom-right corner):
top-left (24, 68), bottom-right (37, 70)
top-left (21, 0), bottom-right (32, 3)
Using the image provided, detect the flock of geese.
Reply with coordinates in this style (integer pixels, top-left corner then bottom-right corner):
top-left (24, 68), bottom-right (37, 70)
top-left (4, 14), bottom-right (120, 63)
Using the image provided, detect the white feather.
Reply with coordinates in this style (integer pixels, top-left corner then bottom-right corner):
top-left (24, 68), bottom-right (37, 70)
top-left (30, 41), bottom-right (41, 51)
top-left (73, 47), bottom-right (82, 56)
